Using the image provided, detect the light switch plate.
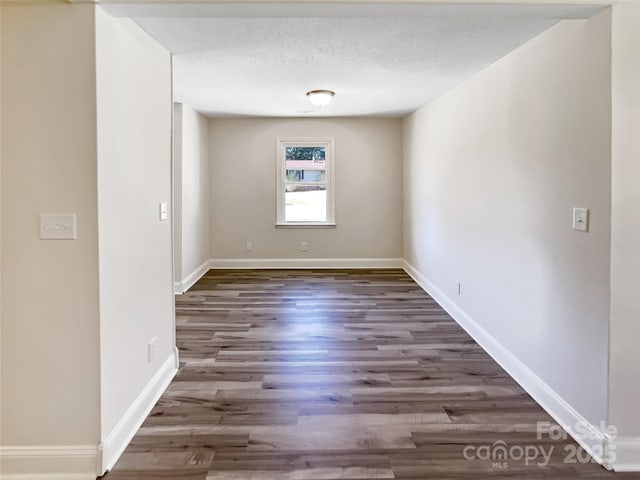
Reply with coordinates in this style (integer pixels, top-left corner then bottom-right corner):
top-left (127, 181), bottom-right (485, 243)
top-left (40, 213), bottom-right (77, 240)
top-left (159, 202), bottom-right (168, 221)
top-left (573, 207), bottom-right (589, 232)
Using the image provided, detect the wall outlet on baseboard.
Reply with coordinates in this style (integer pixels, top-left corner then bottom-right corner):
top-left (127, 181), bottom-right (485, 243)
top-left (246, 241), bottom-right (253, 252)
top-left (301, 242), bottom-right (308, 252)
top-left (457, 282), bottom-right (462, 295)
top-left (148, 337), bottom-right (157, 363)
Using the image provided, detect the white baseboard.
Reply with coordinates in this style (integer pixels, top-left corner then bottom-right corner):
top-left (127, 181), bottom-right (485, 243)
top-left (0, 445), bottom-right (97, 479)
top-left (175, 259), bottom-right (211, 294)
top-left (98, 350), bottom-right (178, 474)
top-left (209, 257), bottom-right (403, 269)
top-left (611, 437), bottom-right (640, 471)
top-left (173, 345), bottom-right (180, 368)
top-left (0, 475), bottom-right (96, 480)
top-left (402, 260), bottom-right (609, 467)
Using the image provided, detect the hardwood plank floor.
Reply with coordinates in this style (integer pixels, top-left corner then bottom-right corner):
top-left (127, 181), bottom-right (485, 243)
top-left (104, 269), bottom-right (639, 479)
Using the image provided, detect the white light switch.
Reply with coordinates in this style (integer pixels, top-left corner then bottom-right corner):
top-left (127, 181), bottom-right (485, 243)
top-left (573, 207), bottom-right (589, 232)
top-left (159, 202), bottom-right (168, 221)
top-left (40, 213), bottom-right (77, 240)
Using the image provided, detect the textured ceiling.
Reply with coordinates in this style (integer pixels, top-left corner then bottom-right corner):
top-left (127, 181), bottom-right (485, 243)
top-left (128, 4), bottom-right (603, 117)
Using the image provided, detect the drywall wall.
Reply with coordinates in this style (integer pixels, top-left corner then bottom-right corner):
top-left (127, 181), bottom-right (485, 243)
top-left (608, 2), bottom-right (640, 470)
top-left (0, 1), bottom-right (101, 461)
top-left (208, 117), bottom-right (402, 262)
top-left (95, 7), bottom-right (175, 468)
top-left (403, 9), bottom-right (611, 432)
top-left (173, 103), bottom-right (210, 290)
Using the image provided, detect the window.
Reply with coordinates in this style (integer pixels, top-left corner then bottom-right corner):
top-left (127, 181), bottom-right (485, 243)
top-left (276, 137), bottom-right (335, 226)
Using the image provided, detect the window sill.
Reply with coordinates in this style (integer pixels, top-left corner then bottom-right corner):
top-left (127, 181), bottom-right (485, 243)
top-left (275, 223), bottom-right (336, 229)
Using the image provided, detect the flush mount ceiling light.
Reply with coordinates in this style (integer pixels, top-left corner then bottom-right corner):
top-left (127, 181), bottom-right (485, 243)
top-left (306, 89), bottom-right (335, 106)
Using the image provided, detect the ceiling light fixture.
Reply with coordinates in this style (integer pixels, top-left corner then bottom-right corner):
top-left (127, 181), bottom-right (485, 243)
top-left (306, 89), bottom-right (335, 106)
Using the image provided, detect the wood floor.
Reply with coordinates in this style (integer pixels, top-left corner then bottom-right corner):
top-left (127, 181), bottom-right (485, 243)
top-left (104, 269), bottom-right (638, 479)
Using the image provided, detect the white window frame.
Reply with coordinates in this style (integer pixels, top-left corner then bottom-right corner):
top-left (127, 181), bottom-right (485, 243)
top-left (276, 137), bottom-right (336, 227)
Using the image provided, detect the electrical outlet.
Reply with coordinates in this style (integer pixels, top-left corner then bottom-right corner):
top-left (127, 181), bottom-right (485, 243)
top-left (246, 241), bottom-right (253, 252)
top-left (148, 337), bottom-right (157, 363)
top-left (301, 242), bottom-right (308, 252)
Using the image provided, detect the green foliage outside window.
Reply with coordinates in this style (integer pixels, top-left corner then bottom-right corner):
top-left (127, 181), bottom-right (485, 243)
top-left (285, 147), bottom-right (326, 161)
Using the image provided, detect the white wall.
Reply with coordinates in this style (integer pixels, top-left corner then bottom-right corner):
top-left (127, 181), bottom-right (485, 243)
top-left (608, 2), bottom-right (640, 470)
top-left (173, 103), bottom-right (210, 291)
top-left (403, 9), bottom-right (611, 437)
top-left (0, 2), bottom-right (101, 465)
top-left (95, 8), bottom-right (175, 470)
top-left (209, 117), bottom-right (403, 263)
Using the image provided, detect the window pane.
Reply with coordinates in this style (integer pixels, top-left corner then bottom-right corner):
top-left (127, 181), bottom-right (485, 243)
top-left (285, 169), bottom-right (326, 183)
top-left (285, 146), bottom-right (325, 161)
top-left (285, 185), bottom-right (327, 222)
top-left (285, 146), bottom-right (326, 183)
